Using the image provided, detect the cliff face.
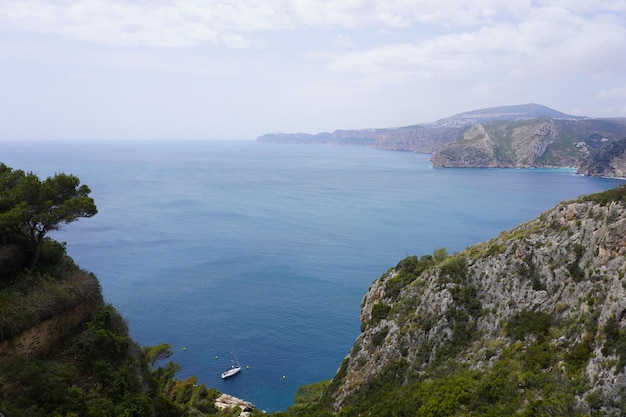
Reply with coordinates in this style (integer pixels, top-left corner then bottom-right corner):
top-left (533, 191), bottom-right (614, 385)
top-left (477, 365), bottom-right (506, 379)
top-left (431, 118), bottom-right (562, 168)
top-left (578, 138), bottom-right (626, 178)
top-left (328, 187), bottom-right (626, 415)
top-left (432, 118), bottom-right (626, 171)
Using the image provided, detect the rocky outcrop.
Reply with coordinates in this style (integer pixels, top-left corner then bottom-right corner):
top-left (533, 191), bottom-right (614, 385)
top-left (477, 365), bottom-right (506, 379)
top-left (215, 394), bottom-right (255, 417)
top-left (577, 137), bottom-right (626, 177)
top-left (432, 118), bottom-right (564, 168)
top-left (432, 118), bottom-right (626, 171)
top-left (329, 187), bottom-right (626, 414)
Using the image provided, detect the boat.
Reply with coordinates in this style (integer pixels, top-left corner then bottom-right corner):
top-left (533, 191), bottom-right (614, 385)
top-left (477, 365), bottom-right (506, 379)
top-left (221, 350), bottom-right (242, 379)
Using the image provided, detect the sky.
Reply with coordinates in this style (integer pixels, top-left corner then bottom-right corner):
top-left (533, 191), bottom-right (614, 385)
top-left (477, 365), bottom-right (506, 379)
top-left (1, 1), bottom-right (625, 141)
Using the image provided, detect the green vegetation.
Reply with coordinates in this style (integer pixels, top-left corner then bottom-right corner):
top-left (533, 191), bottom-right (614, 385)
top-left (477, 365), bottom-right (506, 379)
top-left (0, 247), bottom-right (259, 416)
top-left (505, 311), bottom-right (552, 341)
top-left (288, 338), bottom-right (593, 417)
top-left (580, 183), bottom-right (626, 206)
top-left (0, 163), bottom-right (260, 417)
top-left (0, 241), bottom-right (101, 340)
top-left (273, 323), bottom-right (602, 417)
top-left (4, 162), bottom-right (626, 416)
top-left (368, 302), bottom-right (391, 327)
top-left (384, 254), bottom-right (436, 300)
top-left (0, 303), bottom-right (230, 416)
top-left (601, 314), bottom-right (626, 370)
top-left (0, 163), bottom-right (97, 269)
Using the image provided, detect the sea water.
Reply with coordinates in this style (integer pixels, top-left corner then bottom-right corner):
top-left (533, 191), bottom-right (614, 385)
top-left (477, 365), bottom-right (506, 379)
top-left (2, 140), bottom-right (624, 412)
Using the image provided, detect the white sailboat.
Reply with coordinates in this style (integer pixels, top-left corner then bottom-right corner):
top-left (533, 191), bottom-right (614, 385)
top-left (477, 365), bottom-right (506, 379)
top-left (221, 350), bottom-right (242, 379)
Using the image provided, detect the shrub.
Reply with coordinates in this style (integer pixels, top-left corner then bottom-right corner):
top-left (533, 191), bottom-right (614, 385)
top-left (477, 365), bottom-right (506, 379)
top-left (385, 255), bottom-right (435, 299)
top-left (505, 311), bottom-right (552, 341)
top-left (580, 184), bottom-right (626, 206)
top-left (369, 301), bottom-right (391, 326)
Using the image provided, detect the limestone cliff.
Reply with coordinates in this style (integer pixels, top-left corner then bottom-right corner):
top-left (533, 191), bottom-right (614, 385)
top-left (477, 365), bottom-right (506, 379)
top-left (578, 138), bottom-right (626, 178)
top-left (431, 118), bottom-right (561, 168)
top-left (432, 118), bottom-right (626, 171)
top-left (327, 186), bottom-right (626, 415)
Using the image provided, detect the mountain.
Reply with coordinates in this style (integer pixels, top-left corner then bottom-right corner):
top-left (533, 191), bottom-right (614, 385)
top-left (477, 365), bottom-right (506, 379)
top-left (284, 185), bottom-right (626, 416)
top-left (432, 103), bottom-right (584, 127)
top-left (257, 104), bottom-right (586, 153)
top-left (258, 104), bottom-right (626, 176)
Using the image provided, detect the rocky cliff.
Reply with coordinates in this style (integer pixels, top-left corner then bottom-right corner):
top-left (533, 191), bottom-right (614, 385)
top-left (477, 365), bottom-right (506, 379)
top-left (431, 118), bottom-right (562, 168)
top-left (257, 104), bottom-right (575, 153)
top-left (432, 118), bottom-right (626, 170)
top-left (325, 185), bottom-right (626, 415)
top-left (258, 104), bottom-right (626, 177)
top-left (578, 138), bottom-right (626, 178)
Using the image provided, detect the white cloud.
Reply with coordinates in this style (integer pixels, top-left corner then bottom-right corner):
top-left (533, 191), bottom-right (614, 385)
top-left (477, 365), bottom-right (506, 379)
top-left (0, 0), bottom-right (625, 139)
top-left (308, 5), bottom-right (626, 86)
top-left (0, 0), bottom-right (564, 47)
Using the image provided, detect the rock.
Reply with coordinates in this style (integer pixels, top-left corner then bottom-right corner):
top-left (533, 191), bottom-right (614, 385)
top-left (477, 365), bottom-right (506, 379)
top-left (215, 394), bottom-right (256, 417)
top-left (328, 189), bottom-right (626, 414)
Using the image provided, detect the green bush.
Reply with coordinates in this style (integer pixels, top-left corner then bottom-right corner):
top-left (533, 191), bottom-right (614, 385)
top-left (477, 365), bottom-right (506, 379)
top-left (601, 315), bottom-right (626, 370)
top-left (580, 184), bottom-right (626, 206)
top-left (385, 254), bottom-right (435, 300)
top-left (369, 301), bottom-right (391, 326)
top-left (505, 311), bottom-right (552, 341)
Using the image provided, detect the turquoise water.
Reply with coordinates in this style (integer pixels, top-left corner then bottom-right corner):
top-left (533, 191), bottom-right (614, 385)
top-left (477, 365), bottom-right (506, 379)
top-left (2, 140), bottom-right (624, 412)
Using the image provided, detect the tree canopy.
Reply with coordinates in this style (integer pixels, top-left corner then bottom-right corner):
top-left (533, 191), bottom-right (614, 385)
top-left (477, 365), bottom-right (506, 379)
top-left (0, 163), bottom-right (97, 267)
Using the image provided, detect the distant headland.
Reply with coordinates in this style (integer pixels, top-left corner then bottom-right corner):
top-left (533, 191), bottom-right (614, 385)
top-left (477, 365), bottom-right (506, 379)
top-left (258, 103), bottom-right (626, 177)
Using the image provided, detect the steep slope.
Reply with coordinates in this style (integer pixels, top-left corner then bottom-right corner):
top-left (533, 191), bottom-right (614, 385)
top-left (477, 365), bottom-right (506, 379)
top-left (432, 118), bottom-right (626, 170)
top-left (0, 242), bottom-right (235, 417)
top-left (324, 185), bottom-right (626, 416)
top-left (431, 118), bottom-right (565, 168)
top-left (578, 137), bottom-right (626, 177)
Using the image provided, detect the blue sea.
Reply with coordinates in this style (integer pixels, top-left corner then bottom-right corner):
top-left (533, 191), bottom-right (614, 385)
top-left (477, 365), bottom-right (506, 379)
top-left (2, 140), bottom-right (624, 412)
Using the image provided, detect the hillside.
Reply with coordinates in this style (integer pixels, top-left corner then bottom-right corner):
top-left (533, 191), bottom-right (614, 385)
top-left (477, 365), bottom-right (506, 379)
top-left (274, 185), bottom-right (626, 416)
top-left (578, 137), bottom-right (626, 177)
top-left (0, 163), bottom-right (259, 417)
top-left (0, 240), bottom-right (242, 417)
top-left (328, 186), bottom-right (626, 415)
top-left (431, 118), bottom-right (626, 170)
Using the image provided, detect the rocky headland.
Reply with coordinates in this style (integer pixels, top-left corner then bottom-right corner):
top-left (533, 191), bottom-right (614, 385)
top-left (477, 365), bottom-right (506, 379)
top-left (323, 185), bottom-right (626, 415)
top-left (258, 104), bottom-right (626, 177)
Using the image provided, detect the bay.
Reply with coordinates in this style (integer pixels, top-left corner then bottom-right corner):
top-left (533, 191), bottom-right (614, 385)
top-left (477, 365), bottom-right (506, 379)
top-left (1, 140), bottom-right (624, 412)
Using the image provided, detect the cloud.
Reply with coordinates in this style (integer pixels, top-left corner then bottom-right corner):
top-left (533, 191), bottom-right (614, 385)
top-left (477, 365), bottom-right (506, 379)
top-left (0, 0), bottom-right (596, 48)
top-left (1, 0), bottom-right (625, 139)
top-left (307, 5), bottom-right (626, 87)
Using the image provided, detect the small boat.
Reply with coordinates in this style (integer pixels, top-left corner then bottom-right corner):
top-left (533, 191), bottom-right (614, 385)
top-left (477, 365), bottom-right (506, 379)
top-left (221, 350), bottom-right (242, 379)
